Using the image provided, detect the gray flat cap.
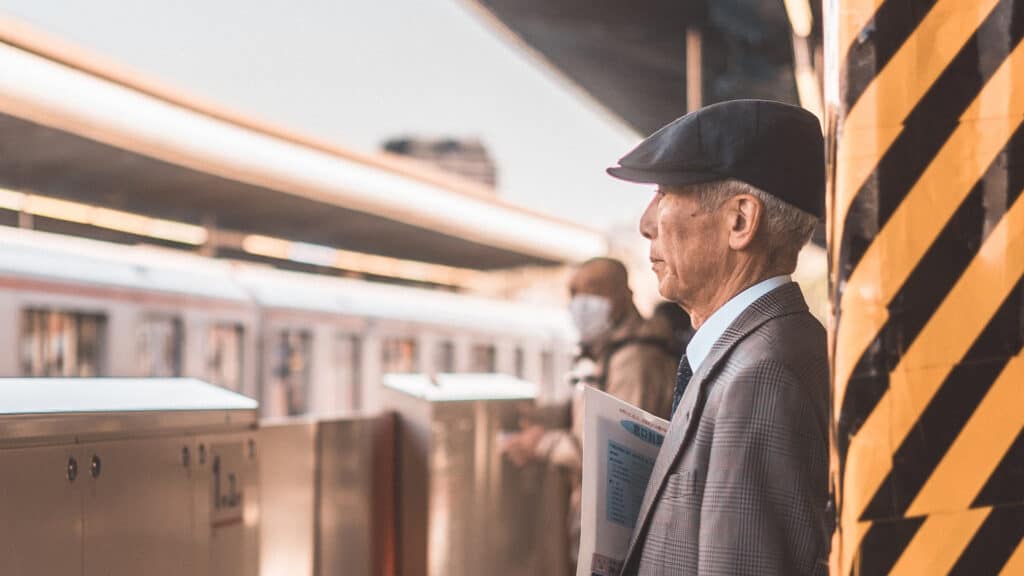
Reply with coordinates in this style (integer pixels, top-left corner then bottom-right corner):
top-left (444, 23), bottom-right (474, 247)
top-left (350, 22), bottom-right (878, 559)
top-left (607, 99), bottom-right (825, 218)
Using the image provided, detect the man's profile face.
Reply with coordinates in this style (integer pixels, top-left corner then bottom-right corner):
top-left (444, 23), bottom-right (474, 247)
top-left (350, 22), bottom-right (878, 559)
top-left (639, 185), bottom-right (728, 309)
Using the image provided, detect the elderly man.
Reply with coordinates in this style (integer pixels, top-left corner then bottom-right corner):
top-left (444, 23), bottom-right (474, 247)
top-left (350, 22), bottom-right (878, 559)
top-left (607, 99), bottom-right (830, 575)
top-left (504, 257), bottom-right (677, 571)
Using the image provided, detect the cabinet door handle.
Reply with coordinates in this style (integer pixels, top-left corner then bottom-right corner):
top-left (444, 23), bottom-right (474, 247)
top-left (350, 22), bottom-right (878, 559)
top-left (67, 457), bottom-right (78, 482)
top-left (90, 455), bottom-right (102, 479)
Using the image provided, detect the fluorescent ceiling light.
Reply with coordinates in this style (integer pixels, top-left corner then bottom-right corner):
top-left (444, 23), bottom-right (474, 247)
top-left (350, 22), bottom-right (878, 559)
top-left (0, 188), bottom-right (25, 211)
top-left (792, 38), bottom-right (823, 124)
top-left (0, 188), bottom-right (208, 245)
top-left (23, 195), bottom-right (91, 224)
top-left (242, 233), bottom-right (484, 287)
top-left (783, 0), bottom-right (814, 38)
top-left (0, 187), bottom-right (479, 287)
top-left (241, 234), bottom-right (290, 260)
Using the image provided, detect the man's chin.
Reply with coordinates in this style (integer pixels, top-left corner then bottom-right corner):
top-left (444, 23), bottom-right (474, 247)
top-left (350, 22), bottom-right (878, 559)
top-left (656, 279), bottom-right (678, 303)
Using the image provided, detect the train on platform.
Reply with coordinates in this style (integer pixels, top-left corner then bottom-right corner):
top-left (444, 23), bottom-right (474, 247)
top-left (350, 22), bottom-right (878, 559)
top-left (0, 226), bottom-right (578, 417)
top-left (0, 224), bottom-right (578, 576)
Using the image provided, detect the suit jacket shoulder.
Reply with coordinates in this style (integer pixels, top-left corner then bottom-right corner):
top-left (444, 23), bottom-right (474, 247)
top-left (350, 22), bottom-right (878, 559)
top-left (720, 298), bottom-right (829, 423)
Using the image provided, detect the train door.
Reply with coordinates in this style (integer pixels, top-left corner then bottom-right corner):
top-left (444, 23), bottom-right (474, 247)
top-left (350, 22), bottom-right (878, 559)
top-left (261, 325), bottom-right (313, 418)
top-left (205, 322), bottom-right (246, 393)
top-left (333, 331), bottom-right (363, 412)
top-left (135, 313), bottom-right (184, 377)
top-left (307, 323), bottom-right (364, 416)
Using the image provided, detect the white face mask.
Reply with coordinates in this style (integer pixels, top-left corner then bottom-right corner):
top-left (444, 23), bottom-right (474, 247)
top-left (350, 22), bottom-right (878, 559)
top-left (569, 294), bottom-right (613, 343)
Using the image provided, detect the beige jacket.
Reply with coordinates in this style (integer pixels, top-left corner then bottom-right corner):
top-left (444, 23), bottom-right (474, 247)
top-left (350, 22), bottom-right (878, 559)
top-left (538, 305), bottom-right (678, 471)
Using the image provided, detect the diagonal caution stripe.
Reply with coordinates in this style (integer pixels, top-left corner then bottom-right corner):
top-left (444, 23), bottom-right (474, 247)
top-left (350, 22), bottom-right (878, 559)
top-left (953, 505), bottom-right (1024, 574)
top-left (906, 356), bottom-right (1024, 517)
top-left (839, 0), bottom-right (1024, 279)
top-left (1002, 537), bottom-right (1024, 576)
top-left (831, 0), bottom-right (1001, 267)
top-left (860, 291), bottom-right (1024, 521)
top-left (974, 429), bottom-right (1024, 508)
top-left (839, 192), bottom-right (1024, 576)
top-left (883, 356), bottom-right (1024, 571)
top-left (841, 0), bottom-right (940, 111)
top-left (889, 508), bottom-right (991, 576)
top-left (835, 130), bottom-right (1024, 486)
top-left (837, 0), bottom-right (886, 65)
top-left (887, 244), bottom-right (1023, 440)
top-left (832, 39), bottom-right (1024, 422)
top-left (853, 517), bottom-right (924, 575)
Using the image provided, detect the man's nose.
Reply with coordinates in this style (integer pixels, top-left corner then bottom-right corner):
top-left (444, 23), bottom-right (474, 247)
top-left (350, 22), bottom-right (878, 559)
top-left (639, 194), bottom-right (658, 240)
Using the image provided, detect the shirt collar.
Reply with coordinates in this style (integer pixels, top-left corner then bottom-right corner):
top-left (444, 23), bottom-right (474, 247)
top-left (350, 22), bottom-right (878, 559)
top-left (684, 275), bottom-right (791, 373)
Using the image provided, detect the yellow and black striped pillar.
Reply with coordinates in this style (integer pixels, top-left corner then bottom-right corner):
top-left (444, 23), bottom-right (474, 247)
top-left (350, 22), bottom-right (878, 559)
top-left (827, 0), bottom-right (1024, 574)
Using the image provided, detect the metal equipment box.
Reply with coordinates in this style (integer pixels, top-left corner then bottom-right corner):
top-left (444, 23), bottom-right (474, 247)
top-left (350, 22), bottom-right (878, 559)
top-left (0, 378), bottom-right (259, 576)
top-left (258, 413), bottom-right (396, 576)
top-left (382, 374), bottom-right (570, 576)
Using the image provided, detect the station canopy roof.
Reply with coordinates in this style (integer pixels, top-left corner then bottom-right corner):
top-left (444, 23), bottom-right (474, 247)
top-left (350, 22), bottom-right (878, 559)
top-left (470, 0), bottom-right (813, 135)
top-left (469, 1), bottom-right (827, 247)
top-left (0, 20), bottom-right (607, 271)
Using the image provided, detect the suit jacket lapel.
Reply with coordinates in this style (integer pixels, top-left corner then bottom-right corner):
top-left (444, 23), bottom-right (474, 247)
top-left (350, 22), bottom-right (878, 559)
top-left (621, 283), bottom-right (808, 570)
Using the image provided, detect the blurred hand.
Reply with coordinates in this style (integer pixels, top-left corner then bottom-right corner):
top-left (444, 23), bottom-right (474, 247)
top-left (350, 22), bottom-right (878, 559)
top-left (499, 424), bottom-right (545, 467)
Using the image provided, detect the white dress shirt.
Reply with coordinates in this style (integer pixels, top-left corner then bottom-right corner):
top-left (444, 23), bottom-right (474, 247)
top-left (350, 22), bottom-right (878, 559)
top-left (684, 275), bottom-right (791, 374)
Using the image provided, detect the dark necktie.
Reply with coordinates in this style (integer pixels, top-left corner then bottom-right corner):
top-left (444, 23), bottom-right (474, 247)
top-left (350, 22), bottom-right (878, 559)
top-left (671, 354), bottom-right (693, 417)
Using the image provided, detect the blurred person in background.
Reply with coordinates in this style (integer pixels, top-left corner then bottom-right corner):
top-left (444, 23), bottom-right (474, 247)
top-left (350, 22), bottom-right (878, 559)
top-left (502, 257), bottom-right (678, 571)
top-left (649, 301), bottom-right (696, 402)
top-left (650, 300), bottom-right (695, 361)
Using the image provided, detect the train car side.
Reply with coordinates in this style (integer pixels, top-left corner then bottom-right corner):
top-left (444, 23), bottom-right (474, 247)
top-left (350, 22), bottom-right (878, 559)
top-left (0, 228), bottom-right (577, 415)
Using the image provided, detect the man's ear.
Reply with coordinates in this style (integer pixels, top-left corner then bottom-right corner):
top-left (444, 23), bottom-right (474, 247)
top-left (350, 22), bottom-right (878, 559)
top-left (726, 194), bottom-right (763, 250)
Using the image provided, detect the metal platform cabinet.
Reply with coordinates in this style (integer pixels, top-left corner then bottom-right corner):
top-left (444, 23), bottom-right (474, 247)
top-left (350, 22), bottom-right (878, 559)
top-left (382, 374), bottom-right (569, 576)
top-left (0, 378), bottom-right (259, 576)
top-left (259, 413), bottom-right (397, 576)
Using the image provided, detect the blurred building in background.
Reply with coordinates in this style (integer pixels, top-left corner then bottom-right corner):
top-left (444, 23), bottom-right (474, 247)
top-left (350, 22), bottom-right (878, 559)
top-left (384, 137), bottom-right (498, 189)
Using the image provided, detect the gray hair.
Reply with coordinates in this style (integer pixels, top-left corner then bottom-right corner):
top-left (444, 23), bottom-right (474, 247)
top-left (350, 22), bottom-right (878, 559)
top-left (696, 179), bottom-right (818, 271)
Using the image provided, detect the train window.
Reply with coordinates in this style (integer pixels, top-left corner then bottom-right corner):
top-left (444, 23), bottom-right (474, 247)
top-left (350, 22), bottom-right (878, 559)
top-left (514, 347), bottom-right (526, 379)
top-left (137, 315), bottom-right (183, 377)
top-left (541, 351), bottom-right (555, 392)
top-left (381, 337), bottom-right (418, 373)
top-left (206, 323), bottom-right (244, 392)
top-left (272, 330), bottom-right (312, 416)
top-left (435, 340), bottom-right (456, 373)
top-left (20, 309), bottom-right (106, 377)
top-left (335, 334), bottom-right (362, 411)
top-left (470, 343), bottom-right (496, 373)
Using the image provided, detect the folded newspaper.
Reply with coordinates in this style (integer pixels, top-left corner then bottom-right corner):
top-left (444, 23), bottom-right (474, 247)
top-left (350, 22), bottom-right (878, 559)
top-left (577, 386), bottom-right (668, 576)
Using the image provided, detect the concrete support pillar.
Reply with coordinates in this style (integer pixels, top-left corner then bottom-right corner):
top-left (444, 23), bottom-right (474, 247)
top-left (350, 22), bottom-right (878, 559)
top-left (827, 0), bottom-right (1024, 573)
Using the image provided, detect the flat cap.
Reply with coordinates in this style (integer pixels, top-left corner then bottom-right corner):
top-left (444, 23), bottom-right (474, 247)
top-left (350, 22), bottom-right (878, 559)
top-left (607, 99), bottom-right (824, 218)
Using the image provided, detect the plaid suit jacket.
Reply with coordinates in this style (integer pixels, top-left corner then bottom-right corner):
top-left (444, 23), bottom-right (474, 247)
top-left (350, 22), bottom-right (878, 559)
top-left (619, 283), bottom-right (830, 576)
